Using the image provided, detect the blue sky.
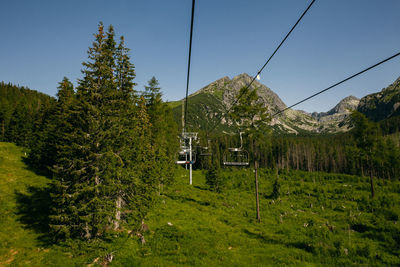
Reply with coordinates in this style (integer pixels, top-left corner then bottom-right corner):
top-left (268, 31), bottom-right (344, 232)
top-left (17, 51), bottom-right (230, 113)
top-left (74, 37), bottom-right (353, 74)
top-left (1, 0), bottom-right (399, 112)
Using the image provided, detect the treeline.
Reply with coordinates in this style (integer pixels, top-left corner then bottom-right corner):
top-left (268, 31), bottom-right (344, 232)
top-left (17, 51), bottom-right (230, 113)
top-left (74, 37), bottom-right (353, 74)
top-left (195, 113), bottom-right (400, 181)
top-left (0, 82), bottom-right (54, 146)
top-left (2, 23), bottom-right (178, 240)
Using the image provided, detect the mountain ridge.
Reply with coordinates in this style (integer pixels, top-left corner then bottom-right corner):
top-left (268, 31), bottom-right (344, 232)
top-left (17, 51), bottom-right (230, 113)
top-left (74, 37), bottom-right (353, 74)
top-left (171, 73), bottom-right (400, 134)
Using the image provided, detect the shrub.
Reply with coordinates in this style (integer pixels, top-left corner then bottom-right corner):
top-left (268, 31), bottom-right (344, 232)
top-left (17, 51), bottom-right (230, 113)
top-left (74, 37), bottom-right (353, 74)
top-left (271, 178), bottom-right (280, 199)
top-left (205, 165), bottom-right (224, 193)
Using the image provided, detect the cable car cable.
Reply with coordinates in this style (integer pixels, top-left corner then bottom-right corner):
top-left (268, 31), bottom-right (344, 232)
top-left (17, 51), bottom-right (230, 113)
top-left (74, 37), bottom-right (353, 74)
top-left (184, 0), bottom-right (196, 132)
top-left (207, 0), bottom-right (316, 134)
top-left (272, 51), bottom-right (400, 117)
top-left (113, 0), bottom-right (197, 256)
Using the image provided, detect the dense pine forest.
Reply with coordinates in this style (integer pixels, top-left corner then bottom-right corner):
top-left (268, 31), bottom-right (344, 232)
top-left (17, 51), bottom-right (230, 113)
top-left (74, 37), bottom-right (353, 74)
top-left (1, 23), bottom-right (399, 265)
top-left (195, 123), bottom-right (400, 181)
top-left (0, 82), bottom-right (54, 147)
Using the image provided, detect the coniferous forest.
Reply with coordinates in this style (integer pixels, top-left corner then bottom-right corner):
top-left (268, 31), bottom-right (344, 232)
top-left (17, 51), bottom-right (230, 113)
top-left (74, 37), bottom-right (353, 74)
top-left (2, 23), bottom-right (178, 240)
top-left (1, 23), bottom-right (400, 265)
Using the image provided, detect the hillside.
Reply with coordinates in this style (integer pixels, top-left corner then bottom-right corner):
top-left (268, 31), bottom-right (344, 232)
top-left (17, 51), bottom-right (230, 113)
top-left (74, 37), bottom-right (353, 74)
top-left (171, 74), bottom-right (400, 135)
top-left (358, 76), bottom-right (400, 122)
top-left (171, 74), bottom-right (355, 134)
top-left (1, 142), bottom-right (399, 265)
top-left (0, 143), bottom-right (76, 265)
top-left (0, 82), bottom-right (55, 146)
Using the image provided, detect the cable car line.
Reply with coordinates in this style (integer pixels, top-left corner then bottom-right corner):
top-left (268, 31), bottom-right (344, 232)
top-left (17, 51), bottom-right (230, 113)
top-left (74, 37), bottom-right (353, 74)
top-left (177, 0), bottom-right (198, 185)
top-left (184, 0), bottom-right (196, 132)
top-left (207, 0), bottom-right (316, 134)
top-left (272, 51), bottom-right (400, 117)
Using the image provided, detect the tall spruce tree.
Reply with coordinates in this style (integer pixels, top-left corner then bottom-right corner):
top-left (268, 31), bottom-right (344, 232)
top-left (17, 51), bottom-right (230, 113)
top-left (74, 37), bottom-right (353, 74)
top-left (28, 77), bottom-right (73, 171)
top-left (49, 23), bottom-right (156, 239)
top-left (229, 86), bottom-right (270, 222)
top-left (350, 111), bottom-right (380, 198)
top-left (143, 77), bottom-right (178, 191)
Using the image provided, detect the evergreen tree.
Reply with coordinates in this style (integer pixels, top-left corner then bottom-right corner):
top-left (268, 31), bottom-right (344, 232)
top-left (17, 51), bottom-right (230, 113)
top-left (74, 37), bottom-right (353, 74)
top-left (0, 82), bottom-right (54, 145)
top-left (229, 86), bottom-right (270, 163)
top-left (50, 23), bottom-right (120, 238)
top-left (205, 157), bottom-right (223, 192)
top-left (49, 23), bottom-right (158, 240)
top-left (143, 76), bottom-right (178, 190)
top-left (350, 111), bottom-right (380, 197)
top-left (28, 77), bottom-right (73, 171)
top-left (229, 86), bottom-right (270, 222)
top-left (7, 100), bottom-right (33, 146)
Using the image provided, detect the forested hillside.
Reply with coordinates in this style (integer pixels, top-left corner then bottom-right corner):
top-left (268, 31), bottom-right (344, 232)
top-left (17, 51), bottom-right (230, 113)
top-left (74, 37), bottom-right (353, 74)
top-left (358, 77), bottom-right (400, 122)
top-left (0, 82), bottom-right (55, 147)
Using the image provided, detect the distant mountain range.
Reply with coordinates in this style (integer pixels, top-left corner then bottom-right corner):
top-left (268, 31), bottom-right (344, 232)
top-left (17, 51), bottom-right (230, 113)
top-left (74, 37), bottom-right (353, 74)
top-left (170, 73), bottom-right (400, 134)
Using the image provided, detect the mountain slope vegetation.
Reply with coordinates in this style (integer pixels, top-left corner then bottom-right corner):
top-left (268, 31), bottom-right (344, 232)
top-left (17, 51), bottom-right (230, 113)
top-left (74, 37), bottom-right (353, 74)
top-left (1, 142), bottom-right (399, 266)
top-left (171, 74), bottom-right (400, 135)
top-left (358, 77), bottom-right (400, 122)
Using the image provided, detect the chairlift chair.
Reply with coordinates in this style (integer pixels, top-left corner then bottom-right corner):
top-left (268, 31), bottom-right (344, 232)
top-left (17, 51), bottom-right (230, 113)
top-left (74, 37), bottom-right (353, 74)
top-left (199, 139), bottom-right (212, 156)
top-left (175, 132), bottom-right (198, 165)
top-left (223, 132), bottom-right (249, 166)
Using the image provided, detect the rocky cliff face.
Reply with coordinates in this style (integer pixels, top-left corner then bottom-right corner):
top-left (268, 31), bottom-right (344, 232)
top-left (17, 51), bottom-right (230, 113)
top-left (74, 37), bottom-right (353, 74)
top-left (357, 77), bottom-right (400, 122)
top-left (312, 96), bottom-right (360, 119)
top-left (307, 95), bottom-right (360, 132)
top-left (192, 73), bottom-right (286, 112)
top-left (178, 73), bottom-right (289, 132)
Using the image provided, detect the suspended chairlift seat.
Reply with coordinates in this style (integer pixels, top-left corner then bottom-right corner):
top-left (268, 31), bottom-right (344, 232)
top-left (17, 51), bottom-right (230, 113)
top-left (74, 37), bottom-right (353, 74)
top-left (199, 139), bottom-right (212, 156)
top-left (175, 132), bottom-right (198, 165)
top-left (223, 132), bottom-right (249, 166)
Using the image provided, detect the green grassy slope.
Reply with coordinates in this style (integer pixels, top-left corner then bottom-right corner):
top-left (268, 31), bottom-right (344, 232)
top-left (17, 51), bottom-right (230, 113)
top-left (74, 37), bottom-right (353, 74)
top-left (0, 143), bottom-right (98, 266)
top-left (1, 142), bottom-right (399, 266)
top-left (114, 169), bottom-right (400, 266)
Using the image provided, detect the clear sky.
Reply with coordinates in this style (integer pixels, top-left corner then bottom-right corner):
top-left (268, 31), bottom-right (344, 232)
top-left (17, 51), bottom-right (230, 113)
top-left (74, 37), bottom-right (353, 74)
top-left (1, 0), bottom-right (399, 113)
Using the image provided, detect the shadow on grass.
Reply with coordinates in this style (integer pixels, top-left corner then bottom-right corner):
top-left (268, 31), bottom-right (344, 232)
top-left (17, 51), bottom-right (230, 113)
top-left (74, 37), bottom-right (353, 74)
top-left (193, 185), bottom-right (209, 191)
top-left (15, 185), bottom-right (52, 246)
top-left (21, 156), bottom-right (52, 178)
top-left (242, 228), bottom-right (281, 245)
top-left (166, 194), bottom-right (211, 206)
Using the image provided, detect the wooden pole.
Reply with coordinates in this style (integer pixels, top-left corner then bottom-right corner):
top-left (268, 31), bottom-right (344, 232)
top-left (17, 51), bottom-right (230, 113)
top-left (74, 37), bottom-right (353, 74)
top-left (189, 137), bottom-right (193, 185)
top-left (368, 154), bottom-right (375, 198)
top-left (370, 170), bottom-right (375, 198)
top-left (255, 160), bottom-right (261, 223)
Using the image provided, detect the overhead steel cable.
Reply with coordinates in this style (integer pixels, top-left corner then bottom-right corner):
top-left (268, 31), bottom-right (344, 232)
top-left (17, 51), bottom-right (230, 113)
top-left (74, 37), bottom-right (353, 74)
top-left (110, 0), bottom-right (197, 258)
top-left (208, 0), bottom-right (316, 133)
top-left (272, 51), bottom-right (400, 117)
top-left (184, 0), bottom-right (196, 132)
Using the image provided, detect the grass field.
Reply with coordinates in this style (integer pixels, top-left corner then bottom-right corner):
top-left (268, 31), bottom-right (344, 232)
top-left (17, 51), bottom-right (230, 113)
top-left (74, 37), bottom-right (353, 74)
top-left (0, 142), bottom-right (77, 265)
top-left (0, 142), bottom-right (399, 266)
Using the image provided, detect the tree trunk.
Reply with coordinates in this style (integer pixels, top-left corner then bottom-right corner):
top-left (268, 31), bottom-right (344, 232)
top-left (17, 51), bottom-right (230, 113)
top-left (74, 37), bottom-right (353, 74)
top-left (1, 120), bottom-right (4, 140)
top-left (367, 153), bottom-right (375, 198)
top-left (113, 195), bottom-right (122, 230)
top-left (370, 172), bottom-right (375, 198)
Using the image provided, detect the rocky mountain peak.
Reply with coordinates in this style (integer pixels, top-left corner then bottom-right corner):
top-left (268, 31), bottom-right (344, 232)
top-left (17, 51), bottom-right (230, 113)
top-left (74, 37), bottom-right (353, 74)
top-left (172, 73), bottom-right (400, 135)
top-left (227, 73), bottom-right (287, 111)
top-left (327, 95), bottom-right (359, 115)
top-left (191, 76), bottom-right (230, 97)
top-left (381, 76), bottom-right (400, 93)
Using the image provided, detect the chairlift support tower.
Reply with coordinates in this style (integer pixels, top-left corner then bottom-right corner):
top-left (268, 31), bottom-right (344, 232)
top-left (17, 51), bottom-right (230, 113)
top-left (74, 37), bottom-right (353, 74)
top-left (176, 131), bottom-right (197, 185)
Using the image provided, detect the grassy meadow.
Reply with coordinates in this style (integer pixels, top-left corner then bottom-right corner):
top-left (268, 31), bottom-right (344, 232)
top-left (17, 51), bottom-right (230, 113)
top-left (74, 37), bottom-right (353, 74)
top-left (0, 142), bottom-right (399, 266)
